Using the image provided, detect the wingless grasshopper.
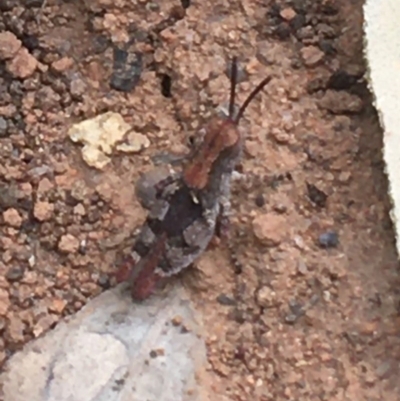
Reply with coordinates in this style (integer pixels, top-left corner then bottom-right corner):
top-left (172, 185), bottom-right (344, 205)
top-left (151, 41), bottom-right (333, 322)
top-left (115, 57), bottom-right (272, 300)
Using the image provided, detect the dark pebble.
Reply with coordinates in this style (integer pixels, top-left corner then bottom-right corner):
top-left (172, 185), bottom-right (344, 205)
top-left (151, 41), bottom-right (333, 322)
top-left (8, 80), bottom-right (23, 96)
top-left (292, 0), bottom-right (307, 14)
top-left (290, 58), bottom-right (302, 70)
top-left (318, 231), bottom-right (339, 248)
top-left (21, 34), bottom-right (40, 51)
top-left (78, 242), bottom-right (87, 255)
top-left (229, 308), bottom-right (245, 324)
top-left (285, 300), bottom-right (304, 324)
top-left (268, 173), bottom-right (288, 189)
top-left (216, 294), bottom-right (236, 306)
top-left (149, 350), bottom-right (158, 358)
top-left (0, 117), bottom-right (8, 137)
top-left (0, 1), bottom-right (17, 11)
top-left (86, 208), bottom-right (101, 224)
top-left (6, 265), bottom-right (25, 282)
top-left (98, 273), bottom-right (111, 289)
top-left (289, 14), bottom-right (306, 31)
top-left (254, 193), bottom-right (265, 208)
top-left (0, 316), bottom-right (6, 332)
top-left (0, 186), bottom-right (17, 210)
top-left (160, 74), bottom-right (172, 98)
top-left (234, 346), bottom-right (245, 361)
top-left (274, 23), bottom-right (291, 40)
top-left (321, 3), bottom-right (339, 15)
top-left (18, 198), bottom-right (33, 212)
top-left (268, 3), bottom-right (281, 18)
top-left (306, 77), bottom-right (326, 93)
top-left (110, 47), bottom-right (143, 93)
top-left (91, 35), bottom-right (110, 54)
top-left (129, 27), bottom-right (149, 43)
top-left (181, 0), bottom-right (190, 8)
top-left (64, 191), bottom-right (80, 207)
top-left (327, 70), bottom-right (357, 90)
top-left (24, 0), bottom-right (44, 7)
top-left (319, 39), bottom-right (336, 55)
top-left (306, 182), bottom-right (327, 207)
top-left (285, 313), bottom-right (298, 324)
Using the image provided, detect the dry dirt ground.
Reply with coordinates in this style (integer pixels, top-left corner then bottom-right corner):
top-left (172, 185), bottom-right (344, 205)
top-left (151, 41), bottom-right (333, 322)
top-left (1, 0), bottom-right (400, 400)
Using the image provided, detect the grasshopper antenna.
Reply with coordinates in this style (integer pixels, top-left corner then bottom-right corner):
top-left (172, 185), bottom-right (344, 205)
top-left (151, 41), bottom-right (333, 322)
top-left (228, 57), bottom-right (238, 119)
top-left (234, 75), bottom-right (272, 124)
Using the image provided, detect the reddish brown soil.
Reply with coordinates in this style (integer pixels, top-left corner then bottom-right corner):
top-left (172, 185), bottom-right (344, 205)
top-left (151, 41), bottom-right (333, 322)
top-left (0, 0), bottom-right (399, 400)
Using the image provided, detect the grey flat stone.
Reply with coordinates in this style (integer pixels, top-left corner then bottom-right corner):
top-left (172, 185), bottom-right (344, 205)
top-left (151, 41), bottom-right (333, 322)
top-left (0, 285), bottom-right (207, 401)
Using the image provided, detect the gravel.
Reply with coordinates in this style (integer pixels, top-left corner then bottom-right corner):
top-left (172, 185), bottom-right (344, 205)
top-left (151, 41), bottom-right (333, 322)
top-left (0, 0), bottom-right (398, 400)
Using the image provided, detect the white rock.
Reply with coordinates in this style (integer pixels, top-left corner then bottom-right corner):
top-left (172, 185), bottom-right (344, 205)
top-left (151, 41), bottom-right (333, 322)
top-left (68, 112), bottom-right (150, 169)
top-left (116, 131), bottom-right (150, 153)
top-left (364, 0), bottom-right (400, 257)
top-left (0, 285), bottom-right (207, 401)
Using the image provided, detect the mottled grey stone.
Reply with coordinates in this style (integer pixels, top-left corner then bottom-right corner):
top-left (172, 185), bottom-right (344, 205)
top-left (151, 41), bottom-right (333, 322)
top-left (0, 284), bottom-right (207, 401)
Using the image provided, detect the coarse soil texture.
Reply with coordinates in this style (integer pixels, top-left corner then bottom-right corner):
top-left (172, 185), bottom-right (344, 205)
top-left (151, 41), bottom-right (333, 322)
top-left (0, 0), bottom-right (399, 400)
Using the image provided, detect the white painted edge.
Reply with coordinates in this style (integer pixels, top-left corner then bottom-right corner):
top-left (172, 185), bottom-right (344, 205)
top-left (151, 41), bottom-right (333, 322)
top-left (364, 0), bottom-right (400, 257)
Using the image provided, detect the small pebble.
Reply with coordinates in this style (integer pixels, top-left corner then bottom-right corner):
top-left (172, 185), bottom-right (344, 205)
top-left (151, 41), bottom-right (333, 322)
top-left (0, 117), bottom-right (8, 137)
top-left (252, 213), bottom-right (287, 246)
top-left (327, 70), bottom-right (357, 90)
top-left (6, 48), bottom-right (38, 79)
top-left (0, 187), bottom-right (17, 209)
top-left (171, 315), bottom-right (182, 326)
top-left (149, 348), bottom-right (165, 358)
top-left (300, 45), bottom-right (325, 67)
top-left (98, 274), bottom-right (111, 289)
top-left (338, 171), bottom-right (351, 183)
top-left (285, 313), bottom-right (298, 324)
top-left (51, 57), bottom-right (74, 73)
top-left (280, 7), bottom-right (296, 21)
top-left (3, 208), bottom-right (23, 228)
top-left (273, 203), bottom-right (287, 214)
top-left (181, 0), bottom-right (190, 8)
top-left (0, 31), bottom-right (21, 60)
top-left (307, 183), bottom-right (328, 207)
top-left (110, 47), bottom-right (143, 92)
top-left (376, 361), bottom-right (392, 379)
top-left (33, 201), bottom-right (54, 222)
top-left (5, 265), bottom-right (25, 282)
top-left (0, 290), bottom-right (10, 315)
top-left (318, 90), bottom-right (363, 114)
top-left (254, 193), bottom-right (265, 208)
top-left (285, 300), bottom-right (304, 324)
top-left (216, 294), bottom-right (236, 306)
top-left (49, 298), bottom-right (68, 314)
top-left (290, 14), bottom-right (306, 31)
top-left (0, 316), bottom-right (6, 331)
top-left (256, 286), bottom-right (277, 308)
top-left (160, 74), bottom-right (172, 98)
top-left (25, 0), bottom-right (44, 6)
top-left (318, 231), bottom-right (339, 248)
top-left (58, 234), bottom-right (80, 253)
top-left (274, 23), bottom-right (291, 40)
top-left (7, 315), bottom-right (25, 343)
top-left (297, 259), bottom-right (308, 275)
top-left (319, 39), bottom-right (336, 55)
